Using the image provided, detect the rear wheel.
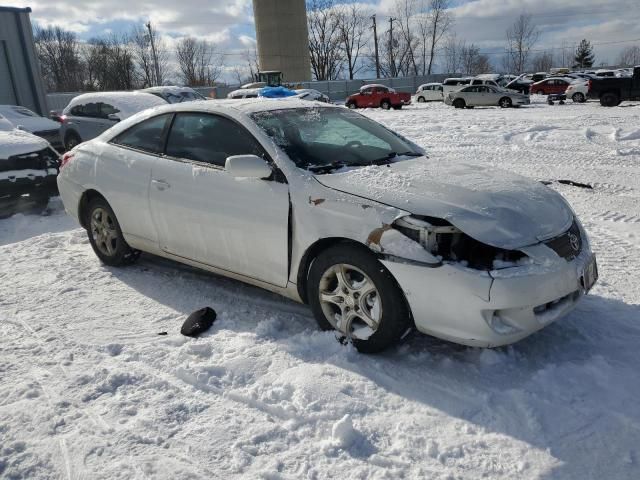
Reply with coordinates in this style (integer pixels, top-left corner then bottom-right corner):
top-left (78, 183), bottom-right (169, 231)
top-left (307, 244), bottom-right (411, 353)
top-left (499, 97), bottom-right (512, 108)
top-left (600, 92), bottom-right (620, 107)
top-left (380, 100), bottom-right (391, 110)
top-left (453, 98), bottom-right (465, 109)
top-left (85, 197), bottom-right (140, 266)
top-left (417, 96), bottom-right (425, 103)
top-left (572, 92), bottom-right (585, 103)
top-left (346, 101), bottom-right (357, 109)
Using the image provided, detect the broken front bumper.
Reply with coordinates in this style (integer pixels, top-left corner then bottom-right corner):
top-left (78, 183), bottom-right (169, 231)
top-left (381, 249), bottom-right (593, 347)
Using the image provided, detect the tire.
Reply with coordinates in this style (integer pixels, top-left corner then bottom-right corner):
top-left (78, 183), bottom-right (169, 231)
top-left (307, 244), bottom-right (411, 353)
top-left (600, 92), bottom-right (620, 107)
top-left (85, 197), bottom-right (140, 267)
top-left (499, 97), bottom-right (512, 108)
top-left (64, 131), bottom-right (81, 151)
top-left (417, 96), bottom-right (426, 103)
top-left (346, 102), bottom-right (357, 109)
top-left (380, 100), bottom-right (391, 110)
top-left (572, 92), bottom-right (585, 103)
top-left (453, 98), bottom-right (465, 109)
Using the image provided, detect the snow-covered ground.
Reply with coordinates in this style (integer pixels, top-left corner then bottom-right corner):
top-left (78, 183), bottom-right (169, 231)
top-left (1, 98), bottom-right (640, 479)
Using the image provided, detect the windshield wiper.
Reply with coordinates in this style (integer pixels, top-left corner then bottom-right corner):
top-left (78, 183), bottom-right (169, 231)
top-left (307, 162), bottom-right (346, 173)
top-left (370, 151), bottom-right (422, 165)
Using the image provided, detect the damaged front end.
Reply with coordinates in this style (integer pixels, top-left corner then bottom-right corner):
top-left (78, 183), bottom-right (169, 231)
top-left (369, 215), bottom-right (531, 272)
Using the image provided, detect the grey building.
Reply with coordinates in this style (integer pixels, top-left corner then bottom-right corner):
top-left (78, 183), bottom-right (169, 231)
top-left (252, 0), bottom-right (311, 82)
top-left (0, 6), bottom-right (48, 115)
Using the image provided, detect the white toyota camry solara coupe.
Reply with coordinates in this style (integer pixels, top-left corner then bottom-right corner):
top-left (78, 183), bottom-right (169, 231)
top-left (57, 99), bottom-right (598, 353)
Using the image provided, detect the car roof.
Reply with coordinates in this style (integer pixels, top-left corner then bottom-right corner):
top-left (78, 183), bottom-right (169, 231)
top-left (360, 84), bottom-right (388, 89)
top-left (64, 91), bottom-right (167, 117)
top-left (140, 86), bottom-right (196, 94)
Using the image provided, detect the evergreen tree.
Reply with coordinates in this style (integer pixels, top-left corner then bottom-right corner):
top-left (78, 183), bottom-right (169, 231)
top-left (573, 39), bottom-right (595, 69)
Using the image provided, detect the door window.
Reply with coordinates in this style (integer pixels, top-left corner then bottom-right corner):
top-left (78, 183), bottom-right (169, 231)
top-left (165, 113), bottom-right (267, 167)
top-left (112, 114), bottom-right (172, 154)
top-left (99, 103), bottom-right (121, 118)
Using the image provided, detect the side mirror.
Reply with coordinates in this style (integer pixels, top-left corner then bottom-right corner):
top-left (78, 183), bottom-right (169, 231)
top-left (225, 154), bottom-right (272, 179)
top-left (107, 113), bottom-right (120, 122)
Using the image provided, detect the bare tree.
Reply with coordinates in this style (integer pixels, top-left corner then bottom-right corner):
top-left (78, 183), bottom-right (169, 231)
top-left (460, 44), bottom-right (491, 75)
top-left (131, 24), bottom-right (169, 87)
top-left (393, 0), bottom-right (419, 75)
top-left (443, 34), bottom-right (463, 74)
top-left (307, 0), bottom-right (343, 80)
top-left (84, 34), bottom-right (137, 90)
top-left (617, 45), bottom-right (640, 67)
top-left (176, 37), bottom-right (224, 86)
top-left (531, 51), bottom-right (553, 72)
top-left (505, 13), bottom-right (539, 73)
top-left (34, 26), bottom-right (84, 92)
top-left (336, 3), bottom-right (369, 79)
top-left (424, 0), bottom-right (452, 74)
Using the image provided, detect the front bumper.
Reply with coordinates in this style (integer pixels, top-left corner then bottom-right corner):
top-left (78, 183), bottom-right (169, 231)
top-left (382, 249), bottom-right (593, 347)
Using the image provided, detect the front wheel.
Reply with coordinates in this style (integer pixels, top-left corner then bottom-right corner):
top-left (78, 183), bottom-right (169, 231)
top-left (380, 100), bottom-right (391, 110)
top-left (572, 92), bottom-right (586, 103)
top-left (499, 97), bottom-right (512, 108)
top-left (417, 96), bottom-right (425, 103)
top-left (85, 197), bottom-right (140, 266)
top-left (453, 98), bottom-right (465, 109)
top-left (346, 102), bottom-right (357, 109)
top-left (307, 244), bottom-right (411, 353)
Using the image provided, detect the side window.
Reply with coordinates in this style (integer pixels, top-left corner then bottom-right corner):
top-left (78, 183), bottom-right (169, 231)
top-left (165, 113), bottom-right (266, 167)
top-left (82, 103), bottom-right (101, 118)
top-left (70, 105), bottom-right (84, 116)
top-left (361, 88), bottom-right (372, 95)
top-left (100, 103), bottom-right (120, 118)
top-left (437, 85), bottom-right (443, 91)
top-left (112, 114), bottom-right (172, 154)
top-left (471, 80), bottom-right (480, 85)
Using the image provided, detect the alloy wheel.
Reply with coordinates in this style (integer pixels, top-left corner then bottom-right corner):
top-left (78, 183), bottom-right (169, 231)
top-left (318, 263), bottom-right (382, 340)
top-left (90, 207), bottom-right (119, 256)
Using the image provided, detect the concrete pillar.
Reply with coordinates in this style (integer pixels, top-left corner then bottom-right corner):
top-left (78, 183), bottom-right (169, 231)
top-left (252, 0), bottom-right (312, 82)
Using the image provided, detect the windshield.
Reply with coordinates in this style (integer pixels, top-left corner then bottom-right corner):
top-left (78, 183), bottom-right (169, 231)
top-left (251, 107), bottom-right (421, 173)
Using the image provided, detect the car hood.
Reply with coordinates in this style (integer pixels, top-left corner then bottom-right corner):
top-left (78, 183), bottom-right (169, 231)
top-left (5, 116), bottom-right (60, 133)
top-left (0, 129), bottom-right (49, 159)
top-left (314, 158), bottom-right (573, 249)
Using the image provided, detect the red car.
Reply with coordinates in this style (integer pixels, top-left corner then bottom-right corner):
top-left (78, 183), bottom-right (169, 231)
top-left (346, 84), bottom-right (412, 110)
top-left (530, 77), bottom-right (572, 95)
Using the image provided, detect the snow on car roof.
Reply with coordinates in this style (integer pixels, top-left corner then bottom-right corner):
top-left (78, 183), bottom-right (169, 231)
top-left (360, 84), bottom-right (388, 89)
top-left (140, 86), bottom-right (198, 94)
top-left (63, 92), bottom-right (167, 118)
top-left (0, 129), bottom-right (49, 158)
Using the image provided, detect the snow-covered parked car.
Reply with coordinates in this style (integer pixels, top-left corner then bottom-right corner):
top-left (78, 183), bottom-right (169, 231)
top-left (0, 105), bottom-right (63, 150)
top-left (138, 86), bottom-right (208, 103)
top-left (1, 129), bottom-right (60, 217)
top-left (59, 92), bottom-right (167, 150)
top-left (57, 100), bottom-right (597, 352)
top-left (294, 89), bottom-right (330, 103)
top-left (565, 80), bottom-right (590, 103)
top-left (445, 85), bottom-right (530, 108)
top-left (227, 88), bottom-right (262, 99)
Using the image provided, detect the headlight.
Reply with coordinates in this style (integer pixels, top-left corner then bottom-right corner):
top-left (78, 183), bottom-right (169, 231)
top-left (393, 216), bottom-right (529, 270)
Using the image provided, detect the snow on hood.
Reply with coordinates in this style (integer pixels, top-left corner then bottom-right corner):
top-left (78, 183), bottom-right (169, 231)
top-left (0, 129), bottom-right (49, 158)
top-left (314, 158), bottom-right (573, 250)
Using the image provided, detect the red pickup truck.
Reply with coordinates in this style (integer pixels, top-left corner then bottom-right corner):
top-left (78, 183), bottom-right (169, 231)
top-left (346, 84), bottom-right (412, 110)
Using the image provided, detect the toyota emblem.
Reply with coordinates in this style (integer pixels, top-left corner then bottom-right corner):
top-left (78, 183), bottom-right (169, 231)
top-left (568, 233), bottom-right (580, 252)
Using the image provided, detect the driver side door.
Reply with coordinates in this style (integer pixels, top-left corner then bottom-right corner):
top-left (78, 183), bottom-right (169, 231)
top-left (148, 112), bottom-right (290, 287)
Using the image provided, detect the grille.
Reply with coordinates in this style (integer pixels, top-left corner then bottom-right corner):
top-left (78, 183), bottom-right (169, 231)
top-left (544, 220), bottom-right (582, 260)
top-left (0, 148), bottom-right (59, 173)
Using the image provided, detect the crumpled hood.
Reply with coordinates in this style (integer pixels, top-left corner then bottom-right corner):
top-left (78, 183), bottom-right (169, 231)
top-left (314, 158), bottom-right (573, 249)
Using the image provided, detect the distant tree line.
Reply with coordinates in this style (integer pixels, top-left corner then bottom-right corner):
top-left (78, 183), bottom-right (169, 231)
top-left (34, 24), bottom-right (224, 92)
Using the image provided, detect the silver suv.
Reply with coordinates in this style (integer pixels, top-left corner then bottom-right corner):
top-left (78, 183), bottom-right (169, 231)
top-left (60, 92), bottom-right (166, 150)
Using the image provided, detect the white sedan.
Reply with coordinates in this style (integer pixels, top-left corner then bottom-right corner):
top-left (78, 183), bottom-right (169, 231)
top-left (57, 99), bottom-right (597, 352)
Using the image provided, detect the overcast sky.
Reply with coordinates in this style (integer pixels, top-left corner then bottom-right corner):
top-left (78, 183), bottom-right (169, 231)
top-left (12, 0), bottom-right (640, 81)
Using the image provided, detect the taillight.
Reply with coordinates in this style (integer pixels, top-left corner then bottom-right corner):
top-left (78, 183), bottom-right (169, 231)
top-left (60, 152), bottom-right (74, 169)
top-left (588, 80), bottom-right (592, 92)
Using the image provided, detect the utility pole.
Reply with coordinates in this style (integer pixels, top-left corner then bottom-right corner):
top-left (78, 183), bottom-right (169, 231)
top-left (371, 14), bottom-right (380, 79)
top-left (389, 17), bottom-right (396, 77)
top-left (146, 21), bottom-right (161, 86)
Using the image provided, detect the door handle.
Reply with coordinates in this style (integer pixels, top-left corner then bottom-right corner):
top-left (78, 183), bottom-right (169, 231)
top-left (152, 179), bottom-right (170, 190)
